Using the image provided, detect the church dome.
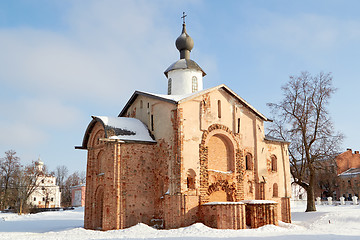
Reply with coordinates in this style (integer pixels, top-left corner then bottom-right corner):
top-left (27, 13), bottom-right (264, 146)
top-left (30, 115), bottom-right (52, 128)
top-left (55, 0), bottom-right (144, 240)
top-left (164, 13), bottom-right (205, 95)
top-left (164, 58), bottom-right (206, 78)
top-left (175, 24), bottom-right (194, 53)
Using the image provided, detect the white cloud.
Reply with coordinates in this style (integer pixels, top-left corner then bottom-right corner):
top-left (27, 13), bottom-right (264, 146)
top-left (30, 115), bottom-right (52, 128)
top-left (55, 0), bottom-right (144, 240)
top-left (0, 98), bottom-right (83, 128)
top-left (246, 12), bottom-right (360, 58)
top-left (0, 122), bottom-right (47, 147)
top-left (0, 0), bottom-right (178, 106)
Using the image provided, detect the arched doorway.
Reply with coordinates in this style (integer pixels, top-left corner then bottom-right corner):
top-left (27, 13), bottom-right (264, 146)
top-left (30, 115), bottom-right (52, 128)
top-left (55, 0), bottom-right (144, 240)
top-left (94, 186), bottom-right (104, 230)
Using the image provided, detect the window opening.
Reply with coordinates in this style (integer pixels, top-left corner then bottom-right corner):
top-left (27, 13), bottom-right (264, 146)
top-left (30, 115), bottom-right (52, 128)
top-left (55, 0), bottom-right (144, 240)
top-left (218, 100), bottom-right (221, 118)
top-left (151, 114), bottom-right (154, 131)
top-left (271, 155), bottom-right (277, 172)
top-left (273, 183), bottom-right (278, 197)
top-left (186, 169), bottom-right (196, 190)
top-left (168, 78), bottom-right (172, 94)
top-left (192, 76), bottom-right (198, 92)
top-left (245, 154), bottom-right (253, 170)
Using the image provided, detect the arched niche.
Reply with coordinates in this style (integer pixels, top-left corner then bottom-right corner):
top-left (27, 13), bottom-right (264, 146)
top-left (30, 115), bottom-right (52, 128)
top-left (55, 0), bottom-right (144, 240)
top-left (208, 134), bottom-right (234, 172)
top-left (89, 126), bottom-right (105, 148)
top-left (96, 150), bottom-right (105, 174)
top-left (186, 168), bottom-right (196, 190)
top-left (94, 186), bottom-right (104, 230)
top-left (199, 124), bottom-right (243, 203)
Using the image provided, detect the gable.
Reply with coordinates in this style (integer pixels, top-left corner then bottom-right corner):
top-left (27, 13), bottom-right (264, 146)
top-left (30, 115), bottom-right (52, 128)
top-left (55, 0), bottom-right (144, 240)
top-left (118, 85), bottom-right (269, 122)
top-left (75, 116), bottom-right (156, 150)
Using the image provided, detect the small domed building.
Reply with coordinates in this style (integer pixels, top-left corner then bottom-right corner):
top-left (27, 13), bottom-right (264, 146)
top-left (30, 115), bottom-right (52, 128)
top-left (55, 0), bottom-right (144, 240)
top-left (76, 17), bottom-right (292, 230)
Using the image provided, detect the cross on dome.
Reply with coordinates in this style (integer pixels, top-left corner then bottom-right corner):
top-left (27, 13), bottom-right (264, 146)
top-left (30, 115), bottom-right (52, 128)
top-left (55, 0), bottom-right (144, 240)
top-left (176, 12), bottom-right (193, 59)
top-left (181, 12), bottom-right (187, 24)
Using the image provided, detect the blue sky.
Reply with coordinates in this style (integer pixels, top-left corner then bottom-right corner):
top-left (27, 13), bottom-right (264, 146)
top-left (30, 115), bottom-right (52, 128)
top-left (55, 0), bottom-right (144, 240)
top-left (0, 0), bottom-right (359, 173)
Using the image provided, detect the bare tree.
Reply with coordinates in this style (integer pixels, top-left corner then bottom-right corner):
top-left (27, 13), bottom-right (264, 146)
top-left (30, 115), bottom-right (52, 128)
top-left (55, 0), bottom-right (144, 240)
top-left (315, 160), bottom-right (338, 199)
top-left (54, 165), bottom-right (69, 189)
top-left (0, 150), bottom-right (21, 210)
top-left (267, 72), bottom-right (343, 212)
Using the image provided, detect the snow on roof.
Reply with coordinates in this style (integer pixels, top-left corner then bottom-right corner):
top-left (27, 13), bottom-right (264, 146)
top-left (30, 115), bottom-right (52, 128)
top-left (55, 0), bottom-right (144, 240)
top-left (338, 168), bottom-right (360, 177)
top-left (264, 135), bottom-right (290, 144)
top-left (70, 183), bottom-right (86, 188)
top-left (139, 91), bottom-right (197, 102)
top-left (94, 116), bottom-right (155, 143)
top-left (164, 59), bottom-right (206, 77)
top-left (202, 200), bottom-right (278, 205)
top-left (119, 84), bottom-right (269, 121)
top-left (241, 200), bottom-right (278, 204)
top-left (208, 169), bottom-right (233, 174)
top-left (202, 201), bottom-right (245, 205)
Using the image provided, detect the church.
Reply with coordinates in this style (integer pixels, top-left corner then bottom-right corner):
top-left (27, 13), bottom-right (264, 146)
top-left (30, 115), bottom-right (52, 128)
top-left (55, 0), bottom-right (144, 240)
top-left (76, 16), bottom-right (292, 230)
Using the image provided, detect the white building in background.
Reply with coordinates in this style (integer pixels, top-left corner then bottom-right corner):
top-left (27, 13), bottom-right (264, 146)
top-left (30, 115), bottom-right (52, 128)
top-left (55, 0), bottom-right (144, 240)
top-left (291, 177), bottom-right (307, 201)
top-left (27, 159), bottom-right (61, 208)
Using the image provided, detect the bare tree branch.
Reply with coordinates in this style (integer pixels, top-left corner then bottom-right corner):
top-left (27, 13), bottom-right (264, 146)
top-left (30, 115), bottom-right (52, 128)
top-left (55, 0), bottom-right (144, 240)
top-left (267, 71), bottom-right (343, 212)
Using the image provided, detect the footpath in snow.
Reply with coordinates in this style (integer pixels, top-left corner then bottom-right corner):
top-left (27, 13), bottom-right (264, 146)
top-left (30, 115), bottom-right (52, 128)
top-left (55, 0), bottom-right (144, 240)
top-left (0, 203), bottom-right (359, 240)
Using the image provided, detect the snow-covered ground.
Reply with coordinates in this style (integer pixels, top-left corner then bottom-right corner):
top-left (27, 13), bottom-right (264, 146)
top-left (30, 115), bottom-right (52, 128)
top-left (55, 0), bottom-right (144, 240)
top-left (0, 203), bottom-right (359, 240)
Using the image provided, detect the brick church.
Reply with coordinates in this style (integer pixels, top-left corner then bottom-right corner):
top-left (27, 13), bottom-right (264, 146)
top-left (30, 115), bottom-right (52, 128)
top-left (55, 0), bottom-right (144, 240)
top-left (77, 16), bottom-right (292, 230)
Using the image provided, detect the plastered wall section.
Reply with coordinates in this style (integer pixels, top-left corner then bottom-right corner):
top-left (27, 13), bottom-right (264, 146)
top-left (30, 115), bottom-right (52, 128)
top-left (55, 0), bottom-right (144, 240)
top-left (264, 140), bottom-right (291, 222)
top-left (179, 88), bottom-right (258, 194)
top-left (124, 95), bottom-right (185, 228)
top-left (124, 95), bottom-right (177, 194)
top-left (178, 88), bottom-right (291, 222)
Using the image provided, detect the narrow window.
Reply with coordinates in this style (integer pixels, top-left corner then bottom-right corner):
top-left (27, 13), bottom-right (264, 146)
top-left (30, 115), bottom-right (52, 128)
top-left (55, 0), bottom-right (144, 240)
top-left (237, 118), bottom-right (240, 133)
top-left (168, 78), bottom-right (172, 95)
top-left (151, 114), bottom-right (154, 131)
top-left (140, 100), bottom-right (143, 109)
top-left (249, 181), bottom-right (253, 193)
top-left (147, 103), bottom-right (150, 108)
top-left (271, 155), bottom-right (277, 172)
top-left (245, 154), bottom-right (253, 170)
top-left (42, 197), bottom-right (45, 202)
top-left (273, 183), bottom-right (278, 197)
top-left (187, 169), bottom-right (196, 190)
top-left (192, 76), bottom-right (198, 92)
top-left (51, 198), bottom-right (54, 202)
top-left (217, 100), bottom-right (221, 118)
top-left (34, 197), bottom-right (36, 201)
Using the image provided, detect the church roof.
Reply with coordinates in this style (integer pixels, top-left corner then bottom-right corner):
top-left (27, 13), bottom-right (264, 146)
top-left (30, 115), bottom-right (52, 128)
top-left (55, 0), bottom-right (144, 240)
top-left (118, 84), bottom-right (269, 121)
top-left (164, 59), bottom-right (206, 77)
top-left (76, 116), bottom-right (155, 149)
top-left (264, 135), bottom-right (290, 144)
top-left (338, 168), bottom-right (360, 177)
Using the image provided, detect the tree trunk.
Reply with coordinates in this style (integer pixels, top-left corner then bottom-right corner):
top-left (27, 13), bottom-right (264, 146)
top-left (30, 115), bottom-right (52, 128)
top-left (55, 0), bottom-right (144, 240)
top-left (19, 201), bottom-right (23, 215)
top-left (306, 168), bottom-right (317, 212)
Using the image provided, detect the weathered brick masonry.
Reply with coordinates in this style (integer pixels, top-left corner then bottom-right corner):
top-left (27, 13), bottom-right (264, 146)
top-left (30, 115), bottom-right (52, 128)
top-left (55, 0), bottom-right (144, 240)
top-left (78, 84), bottom-right (292, 230)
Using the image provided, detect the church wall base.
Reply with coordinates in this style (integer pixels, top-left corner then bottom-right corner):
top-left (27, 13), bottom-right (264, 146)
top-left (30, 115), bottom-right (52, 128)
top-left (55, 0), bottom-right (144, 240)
top-left (200, 202), bottom-right (246, 229)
